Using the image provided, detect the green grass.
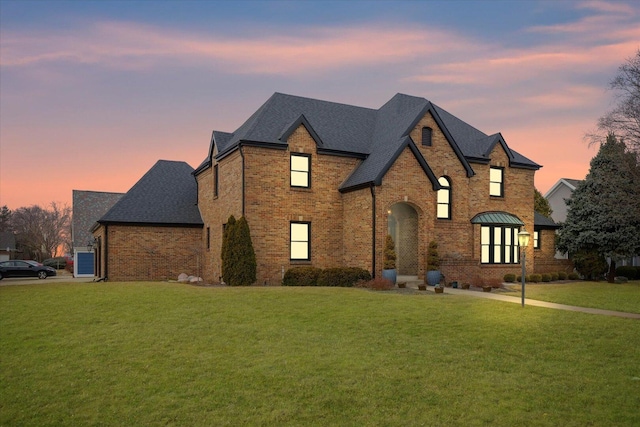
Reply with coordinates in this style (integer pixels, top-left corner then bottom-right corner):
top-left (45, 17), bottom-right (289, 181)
top-left (2, 282), bottom-right (640, 426)
top-left (504, 280), bottom-right (640, 314)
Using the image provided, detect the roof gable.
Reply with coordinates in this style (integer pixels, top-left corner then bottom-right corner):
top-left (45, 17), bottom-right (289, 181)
top-left (99, 160), bottom-right (203, 226)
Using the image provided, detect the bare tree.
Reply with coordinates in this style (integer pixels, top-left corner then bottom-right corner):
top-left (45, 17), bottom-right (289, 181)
top-left (11, 203), bottom-right (71, 261)
top-left (588, 50), bottom-right (640, 154)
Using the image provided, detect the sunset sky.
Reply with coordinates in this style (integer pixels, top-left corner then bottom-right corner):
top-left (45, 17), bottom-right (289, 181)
top-left (1, 0), bottom-right (639, 210)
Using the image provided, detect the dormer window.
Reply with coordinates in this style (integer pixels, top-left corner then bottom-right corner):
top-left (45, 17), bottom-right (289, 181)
top-left (421, 127), bottom-right (432, 146)
top-left (490, 167), bottom-right (504, 197)
top-left (291, 153), bottom-right (311, 188)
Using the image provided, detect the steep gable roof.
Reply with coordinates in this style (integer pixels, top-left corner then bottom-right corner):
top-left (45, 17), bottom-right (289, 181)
top-left (202, 92), bottom-right (541, 188)
top-left (99, 160), bottom-right (203, 226)
top-left (72, 190), bottom-right (124, 247)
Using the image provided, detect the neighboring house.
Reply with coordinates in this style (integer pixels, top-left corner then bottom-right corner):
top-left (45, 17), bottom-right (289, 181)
top-left (72, 190), bottom-right (124, 277)
top-left (92, 160), bottom-right (203, 281)
top-left (193, 92), bottom-right (552, 285)
top-left (0, 232), bottom-right (16, 262)
top-left (545, 177), bottom-right (639, 267)
top-left (544, 178), bottom-right (582, 224)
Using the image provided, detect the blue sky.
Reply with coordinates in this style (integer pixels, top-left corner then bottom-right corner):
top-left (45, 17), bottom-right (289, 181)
top-left (1, 0), bottom-right (639, 209)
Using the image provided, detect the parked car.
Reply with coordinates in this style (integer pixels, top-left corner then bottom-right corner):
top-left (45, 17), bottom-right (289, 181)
top-left (43, 256), bottom-right (74, 270)
top-left (0, 260), bottom-right (57, 280)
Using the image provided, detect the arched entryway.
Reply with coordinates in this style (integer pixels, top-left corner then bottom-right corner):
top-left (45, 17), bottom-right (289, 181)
top-left (387, 203), bottom-right (419, 276)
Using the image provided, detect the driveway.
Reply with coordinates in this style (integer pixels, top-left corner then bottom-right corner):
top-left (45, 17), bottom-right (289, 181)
top-left (0, 271), bottom-right (94, 286)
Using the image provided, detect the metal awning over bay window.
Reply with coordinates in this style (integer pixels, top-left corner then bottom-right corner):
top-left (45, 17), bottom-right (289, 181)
top-left (471, 212), bottom-right (524, 265)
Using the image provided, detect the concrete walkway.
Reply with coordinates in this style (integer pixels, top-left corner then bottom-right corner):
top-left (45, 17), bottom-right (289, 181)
top-left (424, 285), bottom-right (640, 319)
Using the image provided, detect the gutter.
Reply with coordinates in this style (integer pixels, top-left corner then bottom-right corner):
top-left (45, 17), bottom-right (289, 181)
top-left (370, 184), bottom-right (376, 278)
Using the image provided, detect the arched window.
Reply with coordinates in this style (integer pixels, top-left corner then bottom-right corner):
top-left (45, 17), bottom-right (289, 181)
top-left (422, 126), bottom-right (432, 146)
top-left (437, 177), bottom-right (451, 219)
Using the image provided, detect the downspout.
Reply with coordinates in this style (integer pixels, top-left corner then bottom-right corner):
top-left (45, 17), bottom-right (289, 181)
top-left (370, 184), bottom-right (376, 278)
top-left (104, 224), bottom-right (109, 280)
top-left (239, 144), bottom-right (245, 217)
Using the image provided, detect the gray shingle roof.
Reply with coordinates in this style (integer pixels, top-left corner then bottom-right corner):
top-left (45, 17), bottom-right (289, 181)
top-left (99, 160), bottom-right (203, 226)
top-left (204, 92), bottom-right (541, 190)
top-left (534, 212), bottom-right (560, 229)
top-left (72, 190), bottom-right (124, 248)
top-left (0, 232), bottom-right (16, 251)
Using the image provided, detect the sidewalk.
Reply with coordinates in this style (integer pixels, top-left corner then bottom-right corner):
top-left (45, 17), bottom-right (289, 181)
top-left (428, 285), bottom-right (640, 319)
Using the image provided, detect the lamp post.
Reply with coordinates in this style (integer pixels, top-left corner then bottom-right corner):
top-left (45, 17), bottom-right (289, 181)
top-left (518, 229), bottom-right (530, 307)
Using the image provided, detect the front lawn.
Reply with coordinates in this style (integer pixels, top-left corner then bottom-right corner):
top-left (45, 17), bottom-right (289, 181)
top-left (1, 282), bottom-right (639, 426)
top-left (503, 280), bottom-right (640, 313)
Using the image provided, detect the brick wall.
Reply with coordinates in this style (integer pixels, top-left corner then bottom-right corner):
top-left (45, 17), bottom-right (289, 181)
top-left (97, 224), bottom-right (202, 281)
top-left (196, 112), bottom-right (542, 285)
top-left (534, 228), bottom-right (573, 274)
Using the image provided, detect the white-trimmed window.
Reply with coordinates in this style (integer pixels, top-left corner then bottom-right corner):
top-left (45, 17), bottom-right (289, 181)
top-left (481, 225), bottom-right (520, 264)
top-left (290, 222), bottom-right (310, 261)
top-left (490, 167), bottom-right (504, 197)
top-left (534, 231), bottom-right (540, 249)
top-left (291, 153), bottom-right (311, 188)
top-left (437, 176), bottom-right (451, 219)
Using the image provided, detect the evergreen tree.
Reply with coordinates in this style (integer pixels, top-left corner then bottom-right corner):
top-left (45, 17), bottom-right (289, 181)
top-left (232, 216), bottom-right (257, 286)
top-left (0, 206), bottom-right (11, 232)
top-left (557, 134), bottom-right (640, 282)
top-left (534, 188), bottom-right (553, 218)
top-left (221, 215), bottom-right (236, 284)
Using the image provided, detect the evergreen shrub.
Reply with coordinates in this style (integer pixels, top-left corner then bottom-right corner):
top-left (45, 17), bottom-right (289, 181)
top-left (317, 267), bottom-right (371, 287)
top-left (568, 272), bottom-right (580, 280)
top-left (282, 267), bottom-right (322, 286)
top-left (503, 273), bottom-right (516, 283)
top-left (541, 274), bottom-right (551, 282)
top-left (557, 271), bottom-right (568, 280)
top-left (529, 274), bottom-right (542, 283)
top-left (615, 266), bottom-right (637, 280)
top-left (550, 272), bottom-right (559, 281)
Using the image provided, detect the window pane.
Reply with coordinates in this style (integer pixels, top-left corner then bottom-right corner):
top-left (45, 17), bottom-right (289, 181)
top-left (490, 182), bottom-right (502, 196)
top-left (437, 189), bottom-right (449, 203)
top-left (437, 204), bottom-right (449, 219)
top-left (505, 228), bottom-right (512, 244)
top-left (291, 155), bottom-right (309, 172)
top-left (291, 171), bottom-right (309, 187)
top-left (481, 226), bottom-right (490, 244)
top-left (494, 228), bottom-right (502, 244)
top-left (291, 242), bottom-right (309, 259)
top-left (438, 177), bottom-right (449, 186)
top-left (490, 168), bottom-right (502, 182)
top-left (291, 223), bottom-right (308, 241)
top-left (481, 246), bottom-right (490, 263)
top-left (494, 246), bottom-right (501, 263)
top-left (505, 247), bottom-right (511, 263)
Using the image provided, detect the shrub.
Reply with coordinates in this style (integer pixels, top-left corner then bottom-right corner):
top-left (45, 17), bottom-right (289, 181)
top-left (529, 274), bottom-right (542, 283)
top-left (573, 249), bottom-right (607, 280)
top-left (557, 271), bottom-right (567, 280)
top-left (568, 272), bottom-right (580, 280)
top-left (541, 274), bottom-right (551, 282)
top-left (503, 273), bottom-right (516, 283)
top-left (550, 272), bottom-right (559, 281)
top-left (282, 267), bottom-right (322, 286)
top-left (355, 277), bottom-right (394, 291)
top-left (222, 216), bottom-right (257, 286)
top-left (487, 278), bottom-right (502, 288)
top-left (383, 235), bottom-right (396, 270)
top-left (615, 266), bottom-right (637, 280)
top-left (426, 241), bottom-right (440, 271)
top-left (317, 267), bottom-right (372, 287)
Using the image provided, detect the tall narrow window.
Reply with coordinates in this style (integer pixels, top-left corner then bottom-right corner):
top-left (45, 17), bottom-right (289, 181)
top-left (437, 176), bottom-right (451, 219)
top-left (290, 222), bottom-right (310, 260)
top-left (533, 231), bottom-right (540, 249)
top-left (489, 167), bottom-right (504, 197)
top-left (213, 164), bottom-right (219, 197)
top-left (206, 227), bottom-right (211, 250)
top-left (422, 126), bottom-right (432, 146)
top-left (290, 154), bottom-right (311, 188)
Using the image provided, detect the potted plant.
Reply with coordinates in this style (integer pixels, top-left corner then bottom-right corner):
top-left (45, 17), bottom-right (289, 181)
top-left (426, 241), bottom-right (441, 286)
top-left (382, 234), bottom-right (397, 285)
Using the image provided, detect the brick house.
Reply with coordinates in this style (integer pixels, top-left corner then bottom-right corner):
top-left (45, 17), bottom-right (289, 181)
top-left (193, 92), bottom-right (553, 285)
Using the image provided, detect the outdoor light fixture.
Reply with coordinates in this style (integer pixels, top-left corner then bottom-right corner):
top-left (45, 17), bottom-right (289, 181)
top-left (518, 229), bottom-right (530, 307)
